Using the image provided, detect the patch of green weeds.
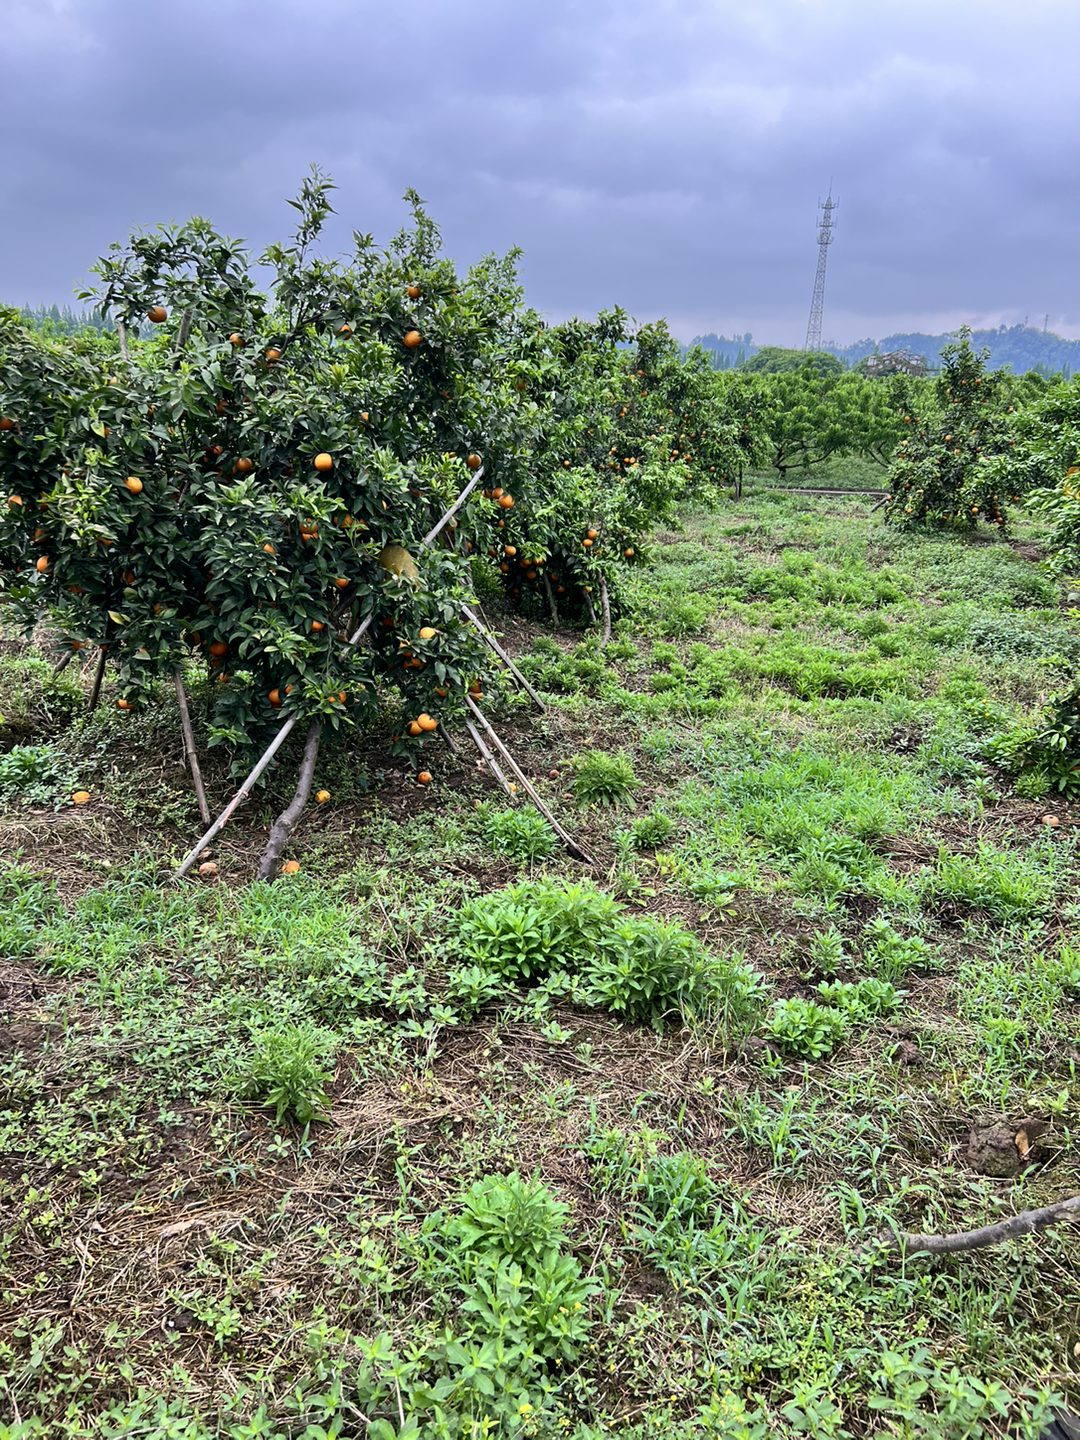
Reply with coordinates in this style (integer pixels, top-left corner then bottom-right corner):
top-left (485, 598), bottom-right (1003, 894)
top-left (453, 878), bottom-right (765, 1034)
top-left (479, 805), bottom-right (557, 862)
top-left (571, 748), bottom-right (639, 807)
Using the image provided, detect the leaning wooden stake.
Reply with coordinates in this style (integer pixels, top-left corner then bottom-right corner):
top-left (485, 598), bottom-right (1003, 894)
top-left (598, 575), bottom-right (612, 645)
top-left (116, 319), bottom-right (130, 362)
top-left (465, 696), bottom-right (594, 865)
top-left (88, 647), bottom-right (107, 713)
top-left (463, 717), bottom-right (516, 799)
top-left (173, 466), bottom-right (487, 881)
top-left (173, 669), bottom-right (212, 827)
top-left (255, 719), bottom-right (322, 880)
top-left (878, 1193), bottom-right (1080, 1259)
top-left (460, 604), bottom-right (545, 714)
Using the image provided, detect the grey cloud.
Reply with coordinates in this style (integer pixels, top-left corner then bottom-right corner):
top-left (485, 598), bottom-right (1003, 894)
top-left (4, 0), bottom-right (1079, 343)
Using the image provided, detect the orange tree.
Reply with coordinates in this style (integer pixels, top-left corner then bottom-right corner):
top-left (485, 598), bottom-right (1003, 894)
top-left (474, 316), bottom-right (764, 627)
top-left (0, 173), bottom-right (538, 781)
top-left (981, 375), bottom-right (1080, 575)
top-left (882, 330), bottom-right (1015, 528)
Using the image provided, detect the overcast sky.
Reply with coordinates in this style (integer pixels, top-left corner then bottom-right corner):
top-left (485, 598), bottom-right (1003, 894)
top-left (5, 0), bottom-right (1079, 345)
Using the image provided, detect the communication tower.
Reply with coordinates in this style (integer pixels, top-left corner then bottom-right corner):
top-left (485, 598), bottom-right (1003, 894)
top-left (803, 192), bottom-right (838, 352)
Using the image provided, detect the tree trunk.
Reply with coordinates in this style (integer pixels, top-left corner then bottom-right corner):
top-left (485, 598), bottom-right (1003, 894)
top-left (542, 573), bottom-right (559, 626)
top-left (599, 575), bottom-right (612, 646)
top-left (255, 720), bottom-right (322, 881)
top-left (88, 647), bottom-right (107, 712)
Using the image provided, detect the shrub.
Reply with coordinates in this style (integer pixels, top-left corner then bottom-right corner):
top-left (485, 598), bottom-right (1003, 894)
top-left (571, 749), bottom-right (639, 808)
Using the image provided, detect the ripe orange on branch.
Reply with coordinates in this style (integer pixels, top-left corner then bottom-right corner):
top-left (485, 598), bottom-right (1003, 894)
top-left (314, 453), bottom-right (333, 472)
top-left (124, 476), bottom-right (143, 494)
top-left (403, 330), bottom-right (422, 349)
top-left (146, 304), bottom-right (167, 323)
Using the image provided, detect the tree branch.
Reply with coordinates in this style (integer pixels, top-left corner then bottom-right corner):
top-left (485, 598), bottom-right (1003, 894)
top-left (879, 1194), bottom-right (1080, 1258)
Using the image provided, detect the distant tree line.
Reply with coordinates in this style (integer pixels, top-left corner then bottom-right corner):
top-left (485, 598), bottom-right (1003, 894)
top-left (691, 323), bottom-right (1078, 379)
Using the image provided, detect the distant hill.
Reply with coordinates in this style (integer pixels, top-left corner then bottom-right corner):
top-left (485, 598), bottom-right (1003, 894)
top-left (690, 324), bottom-right (1077, 378)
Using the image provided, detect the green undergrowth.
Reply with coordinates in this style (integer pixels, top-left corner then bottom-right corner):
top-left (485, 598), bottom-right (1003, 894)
top-left (2, 490), bottom-right (1079, 1437)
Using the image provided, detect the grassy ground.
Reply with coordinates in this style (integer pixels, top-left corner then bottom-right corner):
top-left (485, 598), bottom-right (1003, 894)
top-left (1, 491), bottom-right (1078, 1440)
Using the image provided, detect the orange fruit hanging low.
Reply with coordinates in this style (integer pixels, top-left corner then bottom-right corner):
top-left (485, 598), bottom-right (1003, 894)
top-left (418, 626), bottom-right (437, 640)
top-left (314, 453), bottom-right (333, 471)
top-left (35, 556), bottom-right (50, 572)
top-left (403, 330), bottom-right (422, 349)
top-left (228, 332), bottom-right (244, 346)
top-left (0, 417), bottom-right (15, 431)
top-left (234, 458), bottom-right (253, 474)
top-left (498, 494), bottom-right (514, 509)
top-left (406, 283), bottom-right (421, 299)
top-left (124, 476), bottom-right (143, 494)
top-left (466, 453), bottom-right (482, 470)
top-left (146, 304), bottom-right (167, 323)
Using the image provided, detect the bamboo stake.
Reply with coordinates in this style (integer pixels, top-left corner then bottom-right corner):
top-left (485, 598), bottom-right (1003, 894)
top-left (465, 696), bottom-right (594, 865)
top-left (88, 647), bottom-right (107, 712)
top-left (173, 714), bottom-right (299, 879)
top-left (173, 668), bottom-right (212, 827)
top-left (421, 466), bottom-right (484, 547)
top-left (460, 604), bottom-right (545, 714)
top-left (116, 319), bottom-right (130, 362)
top-left (255, 719), bottom-right (322, 880)
top-left (598, 575), bottom-right (612, 645)
top-left (463, 717), bottom-right (516, 800)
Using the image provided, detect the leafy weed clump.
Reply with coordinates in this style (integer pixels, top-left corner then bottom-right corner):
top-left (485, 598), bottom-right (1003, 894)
top-left (571, 748), bottom-right (639, 808)
top-left (453, 879), bottom-right (765, 1034)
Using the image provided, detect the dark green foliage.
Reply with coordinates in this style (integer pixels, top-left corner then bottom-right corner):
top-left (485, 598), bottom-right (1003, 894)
top-left (884, 330), bottom-right (1015, 529)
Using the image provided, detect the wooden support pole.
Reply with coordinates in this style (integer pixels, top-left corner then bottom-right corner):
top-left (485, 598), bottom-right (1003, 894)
top-left (116, 319), bottom-right (130, 361)
top-left (460, 604), bottom-right (546, 714)
top-left (463, 717), bottom-right (516, 801)
top-left (599, 575), bottom-right (612, 646)
top-left (173, 669), bottom-right (212, 827)
top-left (465, 696), bottom-right (594, 866)
top-left (255, 719), bottom-right (322, 880)
top-left (173, 716), bottom-right (299, 879)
